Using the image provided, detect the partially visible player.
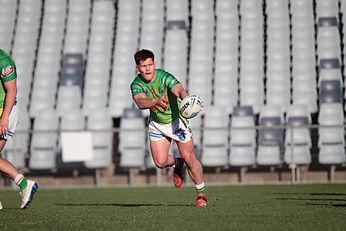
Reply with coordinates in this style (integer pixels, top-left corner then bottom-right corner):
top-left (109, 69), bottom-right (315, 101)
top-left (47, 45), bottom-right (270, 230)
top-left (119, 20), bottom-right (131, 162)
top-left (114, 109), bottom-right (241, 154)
top-left (0, 48), bottom-right (38, 209)
top-left (130, 49), bottom-right (208, 207)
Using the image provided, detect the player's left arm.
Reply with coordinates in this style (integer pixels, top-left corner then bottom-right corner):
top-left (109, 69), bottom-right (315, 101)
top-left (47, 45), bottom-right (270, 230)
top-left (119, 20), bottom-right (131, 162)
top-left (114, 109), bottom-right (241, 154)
top-left (0, 79), bottom-right (17, 136)
top-left (171, 83), bottom-right (188, 100)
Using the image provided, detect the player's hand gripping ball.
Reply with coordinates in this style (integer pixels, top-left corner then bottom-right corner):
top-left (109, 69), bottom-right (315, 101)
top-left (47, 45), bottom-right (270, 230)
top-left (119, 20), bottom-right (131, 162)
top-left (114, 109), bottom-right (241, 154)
top-left (179, 95), bottom-right (203, 119)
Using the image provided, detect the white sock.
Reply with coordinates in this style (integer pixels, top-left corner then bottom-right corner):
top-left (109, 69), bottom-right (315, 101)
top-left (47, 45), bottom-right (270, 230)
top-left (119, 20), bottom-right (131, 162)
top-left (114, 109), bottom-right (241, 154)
top-left (196, 182), bottom-right (205, 190)
top-left (14, 174), bottom-right (24, 185)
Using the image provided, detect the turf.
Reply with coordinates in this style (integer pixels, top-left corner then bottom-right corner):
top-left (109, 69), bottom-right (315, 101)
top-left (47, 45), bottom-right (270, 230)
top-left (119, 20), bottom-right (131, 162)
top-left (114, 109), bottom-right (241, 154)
top-left (0, 184), bottom-right (345, 230)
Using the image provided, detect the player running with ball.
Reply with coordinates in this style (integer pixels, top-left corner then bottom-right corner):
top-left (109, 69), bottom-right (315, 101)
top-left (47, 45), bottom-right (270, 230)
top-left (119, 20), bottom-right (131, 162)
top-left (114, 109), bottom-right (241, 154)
top-left (130, 49), bottom-right (208, 207)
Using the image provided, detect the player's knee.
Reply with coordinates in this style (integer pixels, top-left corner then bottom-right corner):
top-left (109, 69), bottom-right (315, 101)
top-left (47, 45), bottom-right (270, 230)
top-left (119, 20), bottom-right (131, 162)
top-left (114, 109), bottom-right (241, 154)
top-left (154, 160), bottom-right (166, 169)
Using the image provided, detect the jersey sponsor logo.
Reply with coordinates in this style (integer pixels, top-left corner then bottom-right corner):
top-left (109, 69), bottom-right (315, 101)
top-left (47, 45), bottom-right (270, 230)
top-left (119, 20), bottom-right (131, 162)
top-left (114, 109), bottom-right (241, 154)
top-left (1, 65), bottom-right (14, 78)
top-left (150, 88), bottom-right (155, 95)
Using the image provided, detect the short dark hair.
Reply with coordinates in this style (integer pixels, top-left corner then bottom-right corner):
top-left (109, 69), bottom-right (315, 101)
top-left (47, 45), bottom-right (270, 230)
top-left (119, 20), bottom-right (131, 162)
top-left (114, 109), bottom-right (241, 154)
top-left (134, 49), bottom-right (155, 65)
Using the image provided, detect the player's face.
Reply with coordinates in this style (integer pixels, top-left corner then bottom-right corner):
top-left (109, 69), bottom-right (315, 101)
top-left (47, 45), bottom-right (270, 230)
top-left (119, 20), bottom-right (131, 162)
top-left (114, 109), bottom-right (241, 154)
top-left (137, 58), bottom-right (156, 83)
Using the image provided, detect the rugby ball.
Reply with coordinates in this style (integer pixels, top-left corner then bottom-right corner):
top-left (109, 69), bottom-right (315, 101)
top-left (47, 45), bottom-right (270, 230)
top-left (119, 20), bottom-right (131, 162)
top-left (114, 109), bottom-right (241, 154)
top-left (179, 95), bottom-right (203, 119)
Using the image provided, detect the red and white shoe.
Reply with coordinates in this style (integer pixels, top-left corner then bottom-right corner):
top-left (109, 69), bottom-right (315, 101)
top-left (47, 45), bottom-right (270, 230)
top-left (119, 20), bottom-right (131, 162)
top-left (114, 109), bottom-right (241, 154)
top-left (196, 193), bottom-right (208, 207)
top-left (173, 158), bottom-right (184, 188)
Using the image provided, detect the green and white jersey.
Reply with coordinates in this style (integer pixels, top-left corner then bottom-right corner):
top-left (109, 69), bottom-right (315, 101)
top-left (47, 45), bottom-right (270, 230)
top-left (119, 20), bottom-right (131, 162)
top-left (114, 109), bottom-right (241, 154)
top-left (131, 69), bottom-right (181, 124)
top-left (0, 49), bottom-right (17, 108)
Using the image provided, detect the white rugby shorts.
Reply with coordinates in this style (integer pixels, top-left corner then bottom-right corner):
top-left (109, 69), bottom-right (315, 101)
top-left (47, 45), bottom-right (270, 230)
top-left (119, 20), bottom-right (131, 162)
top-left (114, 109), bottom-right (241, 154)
top-left (0, 105), bottom-right (19, 141)
top-left (148, 116), bottom-right (192, 143)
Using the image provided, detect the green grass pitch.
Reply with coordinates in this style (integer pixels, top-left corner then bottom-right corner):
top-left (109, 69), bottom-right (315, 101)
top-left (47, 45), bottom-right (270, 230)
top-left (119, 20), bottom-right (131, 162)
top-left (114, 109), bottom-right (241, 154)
top-left (0, 184), bottom-right (345, 230)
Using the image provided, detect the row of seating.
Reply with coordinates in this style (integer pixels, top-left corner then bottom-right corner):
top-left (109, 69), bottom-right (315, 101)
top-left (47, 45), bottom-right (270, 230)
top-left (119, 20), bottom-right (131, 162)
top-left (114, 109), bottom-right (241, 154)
top-left (4, 110), bottom-right (113, 171)
top-left (2, 0), bottom-right (346, 121)
top-left (119, 105), bottom-right (346, 171)
top-left (3, 103), bottom-right (345, 172)
top-left (0, 0), bottom-right (345, 175)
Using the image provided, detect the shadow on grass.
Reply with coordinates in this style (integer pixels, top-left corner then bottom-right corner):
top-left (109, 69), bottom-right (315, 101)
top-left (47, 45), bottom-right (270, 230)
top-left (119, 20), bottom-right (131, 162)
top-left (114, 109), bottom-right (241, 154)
top-left (273, 193), bottom-right (346, 207)
top-left (272, 193), bottom-right (346, 196)
top-left (305, 203), bottom-right (346, 207)
top-left (276, 198), bottom-right (346, 202)
top-left (55, 203), bottom-right (191, 207)
top-left (308, 193), bottom-right (346, 196)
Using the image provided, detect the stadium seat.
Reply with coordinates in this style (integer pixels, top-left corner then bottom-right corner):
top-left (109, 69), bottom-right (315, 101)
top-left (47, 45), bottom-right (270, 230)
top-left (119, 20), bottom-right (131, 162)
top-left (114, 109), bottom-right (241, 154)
top-left (213, 82), bottom-right (238, 114)
top-left (29, 87), bottom-right (56, 118)
top-left (119, 108), bottom-right (146, 169)
top-left (118, 108), bottom-right (146, 184)
top-left (82, 85), bottom-right (108, 114)
top-left (201, 106), bottom-right (229, 168)
top-left (144, 143), bottom-right (156, 169)
top-left (317, 26), bottom-right (341, 64)
top-left (233, 106), bottom-right (253, 117)
top-left (318, 103), bottom-right (345, 165)
top-left (31, 0), bottom-right (66, 119)
top-left (284, 116), bottom-right (312, 165)
top-left (318, 127), bottom-right (345, 165)
top-left (109, 0), bottom-right (140, 118)
top-left (189, 114), bottom-right (202, 158)
top-left (60, 110), bottom-right (85, 131)
top-left (29, 110), bottom-right (59, 170)
top-left (315, 0), bottom-right (339, 21)
top-left (64, 0), bottom-right (91, 55)
top-left (60, 54), bottom-right (84, 87)
top-left (229, 108), bottom-right (256, 167)
top-left (259, 104), bottom-right (284, 124)
top-left (82, 1), bottom-right (114, 117)
top-left (291, 0), bottom-right (316, 113)
top-left (12, 0), bottom-right (42, 111)
top-left (189, 0), bottom-right (215, 108)
top-left (319, 80), bottom-right (343, 105)
top-left (256, 105), bottom-right (284, 166)
top-left (0, 0), bottom-right (16, 50)
top-left (265, 0), bottom-right (290, 114)
top-left (214, 0), bottom-right (239, 113)
top-left (318, 68), bottom-right (342, 87)
top-left (292, 77), bottom-right (318, 113)
top-left (166, 0), bottom-right (189, 23)
top-left (140, 0), bottom-right (164, 68)
top-left (84, 110), bottom-right (113, 169)
top-left (84, 0), bottom-right (114, 84)
top-left (56, 86), bottom-right (82, 116)
top-left (164, 26), bottom-right (188, 86)
top-left (318, 103), bottom-right (344, 125)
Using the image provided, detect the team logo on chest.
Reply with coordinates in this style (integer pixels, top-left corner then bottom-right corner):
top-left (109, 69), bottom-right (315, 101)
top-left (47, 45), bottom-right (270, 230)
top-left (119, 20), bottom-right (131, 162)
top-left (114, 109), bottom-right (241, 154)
top-left (150, 88), bottom-right (155, 95)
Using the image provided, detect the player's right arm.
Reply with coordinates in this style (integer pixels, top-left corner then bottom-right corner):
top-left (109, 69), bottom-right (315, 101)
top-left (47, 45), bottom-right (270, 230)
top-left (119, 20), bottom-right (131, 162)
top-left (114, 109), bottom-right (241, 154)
top-left (133, 93), bottom-right (168, 110)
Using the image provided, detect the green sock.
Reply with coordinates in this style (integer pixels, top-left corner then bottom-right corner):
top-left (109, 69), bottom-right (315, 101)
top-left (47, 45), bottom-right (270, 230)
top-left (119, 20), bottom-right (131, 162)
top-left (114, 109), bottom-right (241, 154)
top-left (18, 178), bottom-right (28, 191)
top-left (196, 187), bottom-right (206, 195)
